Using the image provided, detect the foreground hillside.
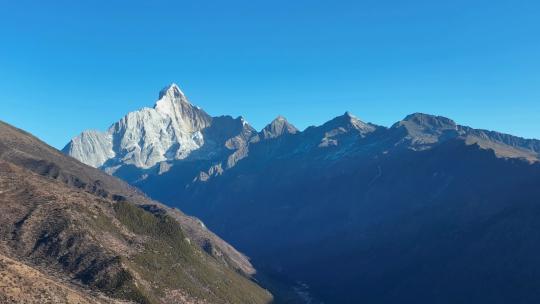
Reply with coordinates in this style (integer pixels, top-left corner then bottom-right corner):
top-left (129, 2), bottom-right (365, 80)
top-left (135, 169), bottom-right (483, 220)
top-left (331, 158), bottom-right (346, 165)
top-left (0, 253), bottom-right (124, 304)
top-left (0, 121), bottom-right (272, 304)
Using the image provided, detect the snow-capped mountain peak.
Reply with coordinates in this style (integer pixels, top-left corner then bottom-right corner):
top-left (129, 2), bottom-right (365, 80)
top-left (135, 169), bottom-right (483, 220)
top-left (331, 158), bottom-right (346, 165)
top-left (154, 83), bottom-right (193, 117)
top-left (64, 84), bottom-right (214, 170)
top-left (158, 83), bottom-right (185, 99)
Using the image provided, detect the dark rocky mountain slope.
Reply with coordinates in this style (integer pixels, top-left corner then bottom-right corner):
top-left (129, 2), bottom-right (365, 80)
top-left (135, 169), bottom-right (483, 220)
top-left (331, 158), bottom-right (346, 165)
top-left (153, 112), bottom-right (540, 303)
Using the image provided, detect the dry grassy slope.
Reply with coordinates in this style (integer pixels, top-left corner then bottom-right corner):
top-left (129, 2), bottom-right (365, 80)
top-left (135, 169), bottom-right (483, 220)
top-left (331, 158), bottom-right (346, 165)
top-left (0, 252), bottom-right (127, 304)
top-left (465, 135), bottom-right (539, 162)
top-left (0, 120), bottom-right (256, 276)
top-left (0, 121), bottom-right (272, 304)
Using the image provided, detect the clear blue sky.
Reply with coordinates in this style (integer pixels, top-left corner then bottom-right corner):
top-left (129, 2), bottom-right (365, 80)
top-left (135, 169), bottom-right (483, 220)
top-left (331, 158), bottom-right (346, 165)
top-left (1, 0), bottom-right (539, 148)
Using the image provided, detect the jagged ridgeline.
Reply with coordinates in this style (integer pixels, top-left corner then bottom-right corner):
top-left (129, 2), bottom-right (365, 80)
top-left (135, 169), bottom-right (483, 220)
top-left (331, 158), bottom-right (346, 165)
top-left (0, 120), bottom-right (272, 304)
top-left (64, 84), bottom-right (540, 185)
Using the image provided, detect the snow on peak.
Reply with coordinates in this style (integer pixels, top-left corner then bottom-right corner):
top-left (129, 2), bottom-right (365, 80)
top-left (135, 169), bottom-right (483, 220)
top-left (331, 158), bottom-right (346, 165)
top-left (239, 116), bottom-right (249, 126)
top-left (158, 83), bottom-right (184, 99)
top-left (65, 84), bottom-right (213, 170)
top-left (154, 83), bottom-right (192, 117)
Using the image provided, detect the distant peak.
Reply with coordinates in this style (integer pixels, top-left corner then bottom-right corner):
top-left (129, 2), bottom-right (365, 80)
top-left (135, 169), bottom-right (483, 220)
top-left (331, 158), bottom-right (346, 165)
top-left (158, 83), bottom-right (185, 99)
top-left (400, 113), bottom-right (457, 130)
top-left (269, 115), bottom-right (294, 127)
top-left (261, 115), bottom-right (298, 139)
top-left (330, 111), bottom-right (361, 125)
top-left (269, 115), bottom-right (291, 125)
top-left (390, 113), bottom-right (460, 147)
top-left (320, 111), bottom-right (378, 135)
top-left (334, 111), bottom-right (359, 122)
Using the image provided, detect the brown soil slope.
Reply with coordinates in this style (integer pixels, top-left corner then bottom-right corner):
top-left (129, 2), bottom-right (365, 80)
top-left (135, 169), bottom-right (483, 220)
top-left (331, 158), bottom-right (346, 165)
top-left (0, 121), bottom-right (272, 304)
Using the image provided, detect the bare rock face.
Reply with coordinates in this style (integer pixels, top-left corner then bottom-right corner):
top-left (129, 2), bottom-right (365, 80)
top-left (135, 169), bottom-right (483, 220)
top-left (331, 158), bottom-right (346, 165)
top-left (64, 130), bottom-right (115, 169)
top-left (260, 116), bottom-right (298, 140)
top-left (391, 113), bottom-right (540, 160)
top-left (64, 84), bottom-right (212, 170)
top-left (64, 84), bottom-right (266, 185)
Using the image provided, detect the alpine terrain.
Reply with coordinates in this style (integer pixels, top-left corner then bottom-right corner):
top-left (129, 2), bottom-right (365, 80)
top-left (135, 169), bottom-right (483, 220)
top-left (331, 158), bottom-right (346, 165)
top-left (66, 84), bottom-right (540, 303)
top-left (0, 120), bottom-right (272, 304)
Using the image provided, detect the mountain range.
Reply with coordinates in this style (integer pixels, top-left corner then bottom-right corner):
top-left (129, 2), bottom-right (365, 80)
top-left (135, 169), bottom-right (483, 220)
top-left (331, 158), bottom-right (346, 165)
top-left (65, 84), bottom-right (540, 176)
top-left (60, 83), bottom-right (540, 303)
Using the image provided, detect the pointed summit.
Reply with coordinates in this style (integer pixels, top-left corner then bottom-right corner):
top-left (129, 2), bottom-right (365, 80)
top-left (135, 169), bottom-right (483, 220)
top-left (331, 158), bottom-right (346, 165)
top-left (66, 84), bottom-right (212, 169)
top-left (153, 83), bottom-right (211, 128)
top-left (331, 111), bottom-right (359, 124)
top-left (155, 83), bottom-right (190, 115)
top-left (261, 115), bottom-right (298, 139)
top-left (323, 111), bottom-right (376, 134)
top-left (158, 83), bottom-right (185, 99)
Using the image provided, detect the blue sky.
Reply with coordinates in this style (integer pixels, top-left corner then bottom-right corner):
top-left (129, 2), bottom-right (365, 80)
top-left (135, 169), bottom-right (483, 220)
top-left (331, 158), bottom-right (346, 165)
top-left (1, 0), bottom-right (539, 148)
